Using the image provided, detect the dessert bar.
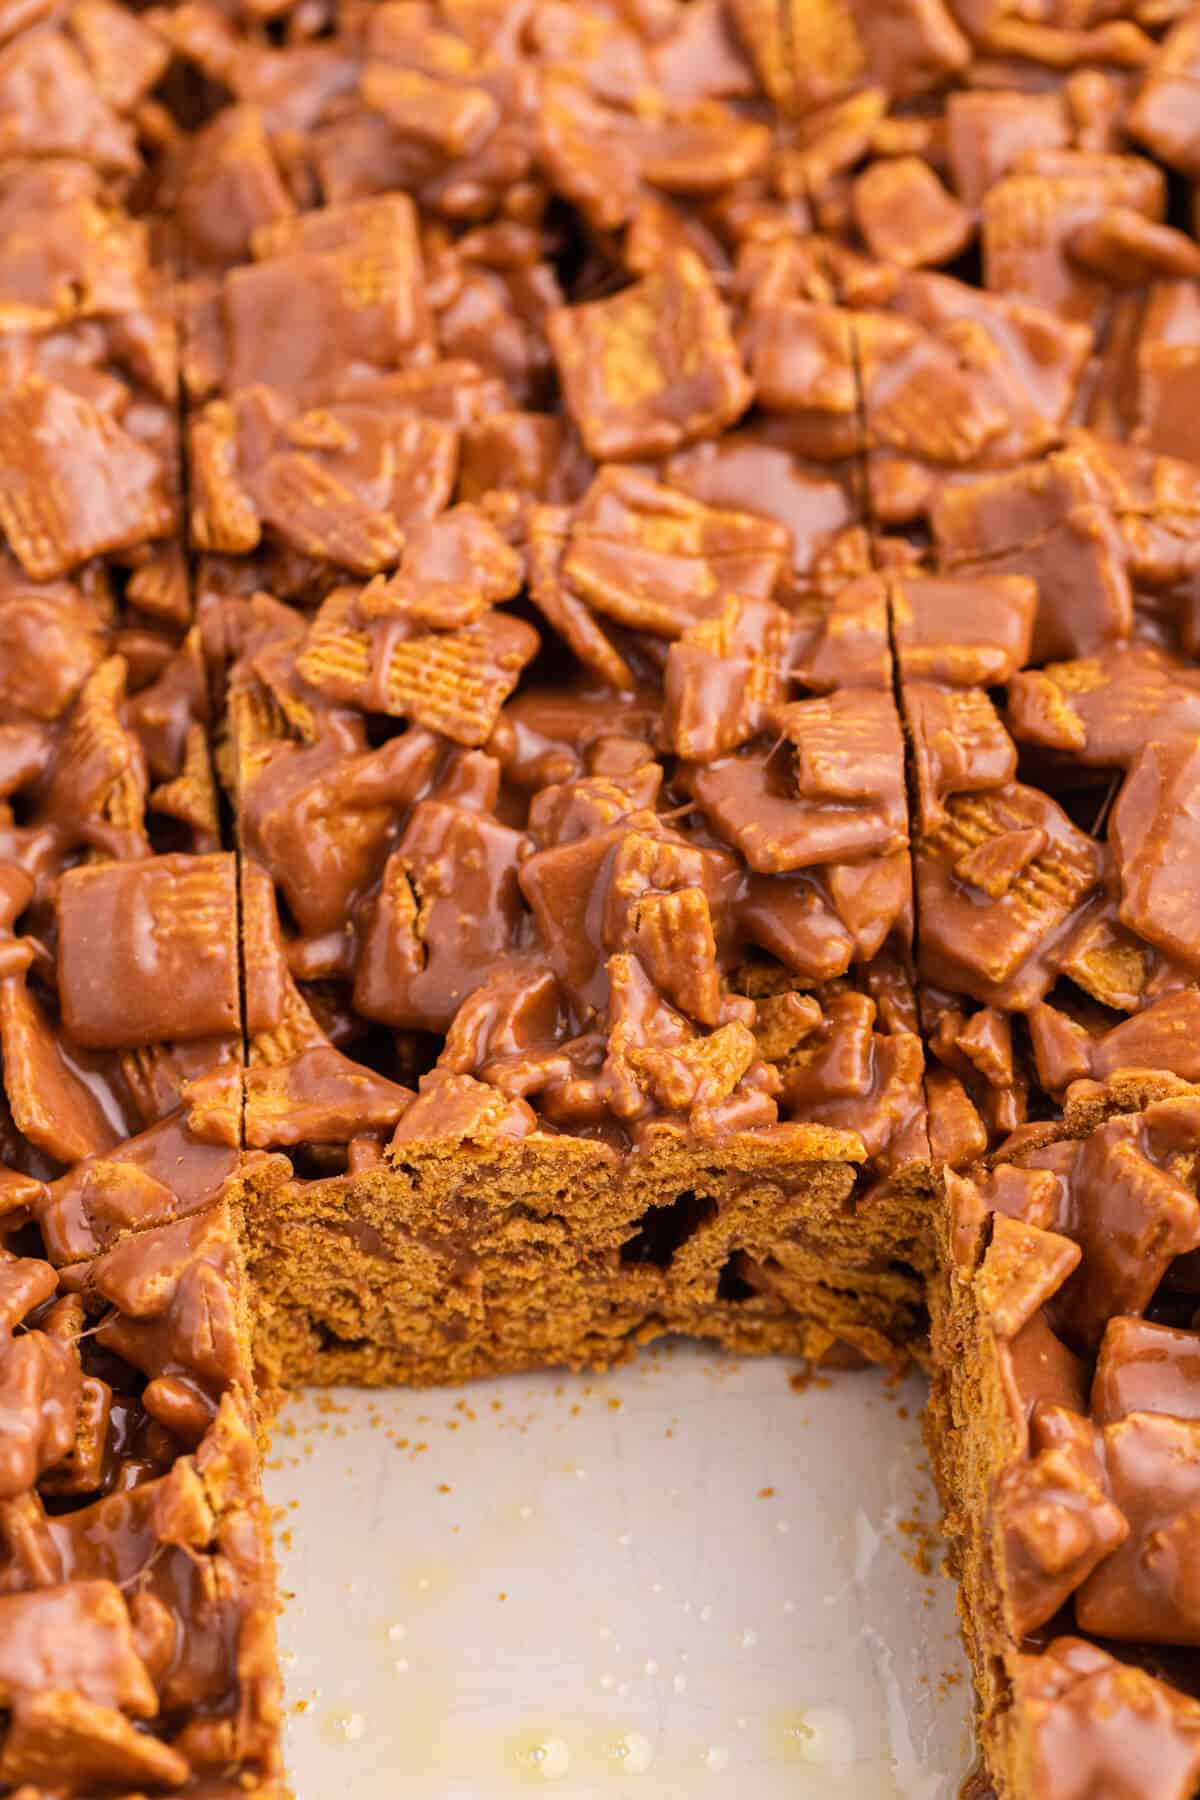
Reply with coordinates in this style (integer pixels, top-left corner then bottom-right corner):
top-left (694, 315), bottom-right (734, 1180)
top-left (930, 1097), bottom-right (1200, 1800)
top-left (1, 0), bottom-right (1200, 1793)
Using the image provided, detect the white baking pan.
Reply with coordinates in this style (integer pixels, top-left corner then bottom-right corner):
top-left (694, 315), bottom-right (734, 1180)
top-left (267, 1345), bottom-right (972, 1797)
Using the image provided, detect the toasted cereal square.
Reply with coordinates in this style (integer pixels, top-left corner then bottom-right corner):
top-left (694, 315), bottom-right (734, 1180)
top-left (0, 379), bottom-right (173, 580)
top-left (57, 854), bottom-right (240, 1049)
top-left (852, 157), bottom-right (972, 270)
top-left (548, 251), bottom-right (750, 460)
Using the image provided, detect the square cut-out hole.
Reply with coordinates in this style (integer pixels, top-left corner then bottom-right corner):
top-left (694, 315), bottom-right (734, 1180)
top-left (620, 1190), bottom-right (716, 1269)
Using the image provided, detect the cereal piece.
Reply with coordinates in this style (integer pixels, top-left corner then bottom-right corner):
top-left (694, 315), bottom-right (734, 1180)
top-left (666, 431), bottom-right (856, 574)
top-left (602, 831), bottom-right (731, 1024)
top-left (1128, 282), bottom-right (1200, 465)
top-left (519, 820), bottom-right (726, 1013)
top-left (976, 15), bottom-right (1153, 68)
top-left (0, 379), bottom-right (173, 581)
top-left (626, 886), bottom-right (722, 1029)
top-left (244, 1044), bottom-right (414, 1147)
top-left (0, 1583), bottom-right (155, 1713)
top-left (240, 724), bottom-right (440, 939)
top-left (176, 103), bottom-right (296, 273)
top-left (1068, 210), bottom-right (1200, 285)
top-left (248, 450), bottom-right (406, 577)
top-left (0, 580), bottom-right (106, 723)
top-left (56, 855), bottom-right (240, 1051)
top-left (439, 956), bottom-right (566, 1081)
top-left (0, 1689), bottom-right (191, 1788)
top-left (862, 312), bottom-right (1013, 468)
top-left (39, 656), bottom-right (148, 865)
top-left (1008, 644), bottom-right (1200, 769)
top-left (1056, 909), bottom-right (1158, 1017)
top-left (562, 467), bottom-right (789, 639)
top-left (1129, 8), bottom-right (1200, 178)
top-left (0, 160), bottom-right (155, 333)
top-left (918, 781), bottom-right (1101, 1010)
top-left (518, 828), bottom-right (629, 1015)
top-left (528, 763), bottom-right (662, 850)
top-left (1079, 1412), bottom-right (1200, 1642)
top-left (1059, 1107), bottom-right (1200, 1350)
top-left (536, 70), bottom-right (768, 232)
top-left (1018, 1640), bottom-right (1200, 1800)
top-left (0, 28), bottom-right (138, 174)
top-left (297, 588), bottom-right (539, 745)
top-left (1110, 737), bottom-right (1200, 972)
top-left (790, 85), bottom-right (889, 196)
top-left (725, 0), bottom-right (865, 107)
top-left (603, 952), bottom-right (776, 1137)
top-left (0, 976), bottom-right (120, 1165)
top-left (866, 272), bottom-right (1091, 472)
top-left (189, 400), bottom-right (258, 554)
top-left (774, 986), bottom-right (925, 1162)
top-left (945, 90), bottom-right (1068, 211)
top-left (0, 1258), bottom-right (77, 1497)
top-left (982, 153), bottom-right (1164, 323)
top-left (1089, 993), bottom-right (1200, 1087)
top-left (191, 386), bottom-right (459, 574)
top-left (67, 0), bottom-right (170, 113)
top-left (460, 413), bottom-right (582, 506)
top-left (726, 0), bottom-right (966, 109)
top-left (905, 683), bottom-right (1018, 832)
top-left (663, 594), bottom-right (797, 760)
top-left (688, 690), bottom-right (907, 873)
top-left (1093, 1318), bottom-right (1200, 1426)
top-left (1025, 1003), bottom-right (1099, 1093)
top-left (994, 1401), bottom-right (1126, 1635)
top-left (931, 446), bottom-right (1134, 662)
top-left (891, 574), bottom-right (1036, 687)
top-left (361, 62), bottom-right (500, 162)
top-left (226, 196), bottom-right (432, 398)
top-left (370, 505), bottom-right (524, 625)
top-left (978, 1216), bottom-right (1081, 1341)
top-left (852, 156), bottom-right (973, 269)
top-left (548, 251), bottom-right (751, 460)
top-left (392, 1068), bottom-right (538, 1145)
top-left (525, 504), bottom-right (636, 692)
top-left (744, 298), bottom-right (862, 439)
top-left (354, 801), bottom-right (528, 1032)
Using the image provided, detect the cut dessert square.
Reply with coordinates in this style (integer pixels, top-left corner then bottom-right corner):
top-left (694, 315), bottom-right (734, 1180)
top-left (213, 456), bottom-right (932, 1390)
top-left (165, 68), bottom-right (941, 1410)
top-left (880, 437), bottom-right (1200, 1167)
top-left (0, 170), bottom-right (236, 1178)
top-left (0, 37), bottom-right (288, 1791)
top-left (929, 1094), bottom-right (1200, 1799)
top-left (0, 1198), bottom-right (281, 1794)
